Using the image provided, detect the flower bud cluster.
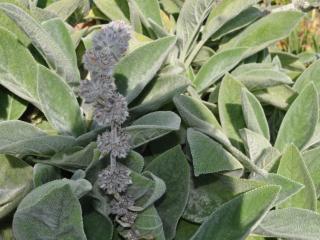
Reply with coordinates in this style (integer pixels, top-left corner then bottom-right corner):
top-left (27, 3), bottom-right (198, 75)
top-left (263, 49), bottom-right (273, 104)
top-left (80, 21), bottom-right (139, 238)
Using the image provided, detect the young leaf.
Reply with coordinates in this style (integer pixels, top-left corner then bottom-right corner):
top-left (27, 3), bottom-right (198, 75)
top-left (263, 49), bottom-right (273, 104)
top-left (36, 142), bottom-right (96, 171)
top-left (202, 0), bottom-right (258, 43)
top-left (45, 0), bottom-right (82, 20)
top-left (12, 182), bottom-right (87, 240)
top-left (146, 146), bottom-right (190, 239)
top-left (33, 163), bottom-right (61, 187)
top-left (254, 85), bottom-right (297, 110)
top-left (255, 208), bottom-right (320, 239)
top-left (175, 219), bottom-right (199, 240)
top-left (41, 18), bottom-right (79, 82)
top-left (240, 129), bottom-right (272, 164)
top-left (37, 65), bottom-right (86, 137)
top-left (193, 48), bottom-right (248, 92)
top-left (253, 173), bottom-right (304, 206)
top-left (303, 147), bottom-right (320, 197)
top-left (126, 111), bottom-right (181, 148)
top-left (93, 0), bottom-right (129, 22)
top-left (83, 210), bottom-right (113, 240)
top-left (173, 95), bottom-right (230, 146)
top-left (241, 89), bottom-right (270, 140)
top-left (0, 3), bottom-right (80, 85)
top-left (130, 74), bottom-right (189, 115)
top-left (190, 186), bottom-right (280, 240)
top-left (114, 36), bottom-right (177, 103)
top-left (176, 0), bottom-right (216, 59)
top-left (0, 27), bottom-right (38, 106)
top-left (294, 59), bottom-right (320, 93)
top-left (210, 7), bottom-right (262, 41)
top-left (174, 95), bottom-right (221, 129)
top-left (134, 0), bottom-right (163, 26)
top-left (0, 155), bottom-right (32, 219)
top-left (0, 120), bottom-right (45, 145)
top-left (223, 11), bottom-right (304, 57)
top-left (133, 206), bottom-right (166, 240)
top-left (234, 69), bottom-right (293, 91)
top-left (119, 151), bottom-right (144, 173)
top-left (0, 0), bottom-right (30, 45)
top-left (277, 144), bottom-right (317, 210)
top-left (0, 88), bottom-right (27, 120)
top-left (187, 129), bottom-right (242, 176)
top-left (136, 171), bottom-right (166, 210)
top-left (275, 84), bottom-right (319, 152)
top-left (218, 74), bottom-right (246, 150)
top-left (0, 135), bottom-right (76, 157)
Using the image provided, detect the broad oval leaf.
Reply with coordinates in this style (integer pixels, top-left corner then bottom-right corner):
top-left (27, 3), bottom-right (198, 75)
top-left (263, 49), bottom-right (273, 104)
top-left (218, 74), bottom-right (246, 150)
top-left (183, 174), bottom-right (264, 223)
top-left (126, 111), bottom-right (181, 148)
top-left (241, 89), bottom-right (270, 140)
top-left (12, 181), bottom-right (87, 240)
top-left (193, 48), bottom-right (248, 93)
top-left (146, 146), bottom-right (190, 239)
top-left (277, 144), bottom-right (317, 210)
top-left (187, 129), bottom-right (242, 176)
top-left (0, 27), bottom-right (38, 106)
top-left (255, 208), bottom-right (320, 239)
top-left (190, 186), bottom-right (280, 240)
top-left (275, 84), bottom-right (319, 152)
top-left (0, 155), bottom-right (32, 219)
top-left (114, 36), bottom-right (177, 103)
top-left (223, 11), bottom-right (304, 57)
top-left (0, 3), bottom-right (80, 85)
top-left (37, 65), bottom-right (86, 136)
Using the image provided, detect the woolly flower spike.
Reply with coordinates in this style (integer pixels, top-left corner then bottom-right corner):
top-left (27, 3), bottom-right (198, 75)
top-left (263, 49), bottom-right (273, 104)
top-left (79, 75), bottom-right (116, 104)
top-left (83, 48), bottom-right (117, 76)
top-left (94, 92), bottom-right (129, 126)
top-left (93, 21), bottom-right (131, 61)
top-left (98, 165), bottom-right (132, 195)
top-left (110, 195), bottom-right (135, 216)
top-left (118, 211), bottom-right (138, 226)
top-left (97, 127), bottom-right (131, 158)
top-left (123, 229), bottom-right (140, 240)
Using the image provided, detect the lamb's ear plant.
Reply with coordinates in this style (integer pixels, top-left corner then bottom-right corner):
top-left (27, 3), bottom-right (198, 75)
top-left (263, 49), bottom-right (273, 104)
top-left (1, 0), bottom-right (320, 239)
